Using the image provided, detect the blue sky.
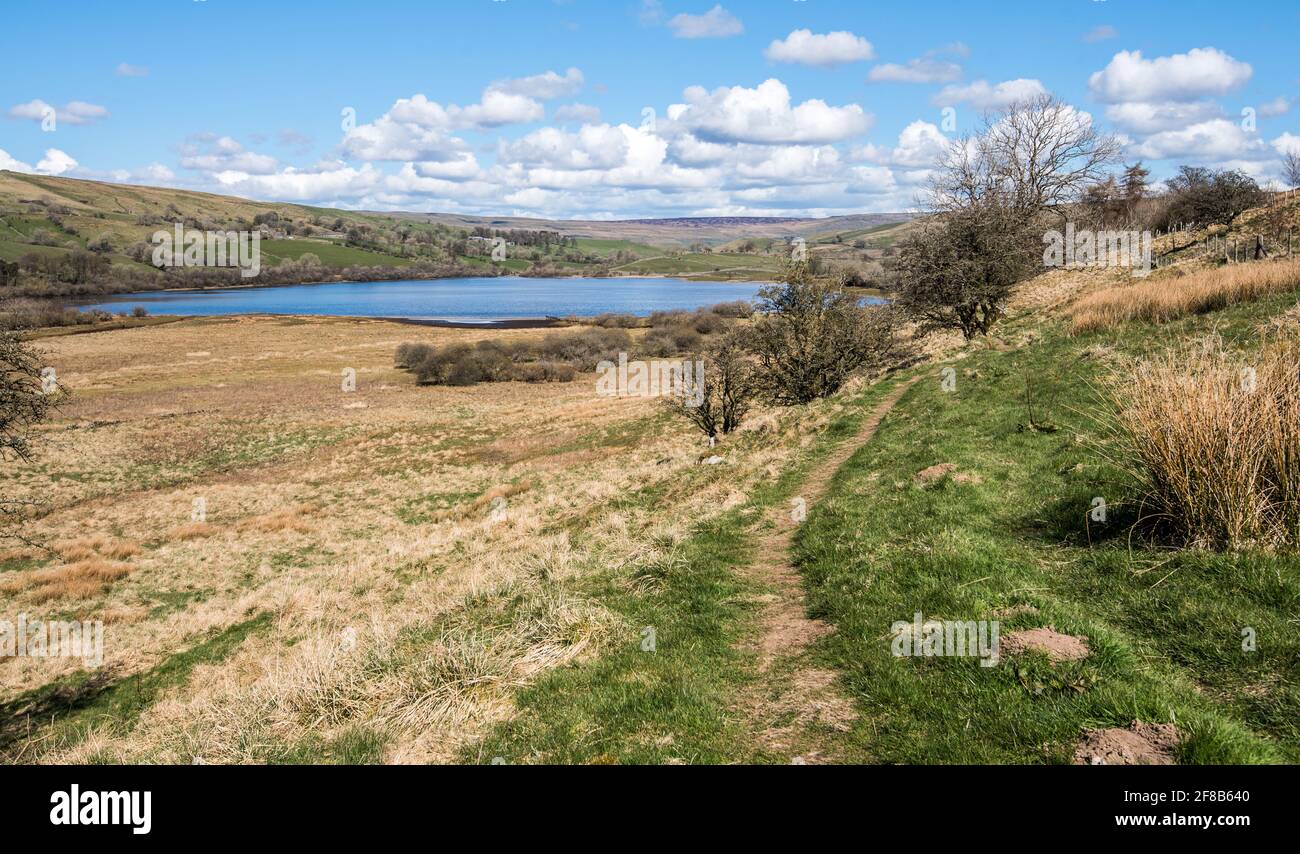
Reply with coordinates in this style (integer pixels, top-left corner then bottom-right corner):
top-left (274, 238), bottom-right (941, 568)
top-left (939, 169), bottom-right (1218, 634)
top-left (2, 0), bottom-right (1297, 218)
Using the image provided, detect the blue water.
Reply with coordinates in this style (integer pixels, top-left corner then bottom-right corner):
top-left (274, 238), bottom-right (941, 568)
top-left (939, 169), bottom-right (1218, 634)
top-left (80, 276), bottom-right (773, 322)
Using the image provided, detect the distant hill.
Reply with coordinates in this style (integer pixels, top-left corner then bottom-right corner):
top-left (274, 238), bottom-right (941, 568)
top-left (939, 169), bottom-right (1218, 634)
top-left (0, 171), bottom-right (915, 297)
top-left (387, 209), bottom-right (913, 247)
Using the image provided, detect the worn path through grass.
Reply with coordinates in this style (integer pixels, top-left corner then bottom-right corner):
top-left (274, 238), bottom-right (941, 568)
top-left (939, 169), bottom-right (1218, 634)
top-left (735, 377), bottom-right (920, 763)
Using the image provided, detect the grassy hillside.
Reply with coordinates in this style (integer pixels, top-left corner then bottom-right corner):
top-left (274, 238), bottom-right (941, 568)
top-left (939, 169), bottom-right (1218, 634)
top-left (390, 210), bottom-right (913, 248)
top-left (791, 290), bottom-right (1298, 763)
top-left (0, 172), bottom-right (900, 296)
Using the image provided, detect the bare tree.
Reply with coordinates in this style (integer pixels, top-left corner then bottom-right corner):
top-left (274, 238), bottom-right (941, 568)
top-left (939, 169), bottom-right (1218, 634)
top-left (666, 331), bottom-right (755, 438)
top-left (0, 332), bottom-right (57, 463)
top-left (1284, 150), bottom-right (1300, 189)
top-left (933, 95), bottom-right (1121, 221)
top-left (897, 95), bottom-right (1117, 339)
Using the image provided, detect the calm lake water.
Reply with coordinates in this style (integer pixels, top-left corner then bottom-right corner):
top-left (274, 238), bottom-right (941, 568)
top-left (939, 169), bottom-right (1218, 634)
top-left (81, 276), bottom-right (778, 322)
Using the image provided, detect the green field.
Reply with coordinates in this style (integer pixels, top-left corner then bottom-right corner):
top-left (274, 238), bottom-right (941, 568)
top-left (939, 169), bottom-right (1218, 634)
top-left (258, 239), bottom-right (415, 268)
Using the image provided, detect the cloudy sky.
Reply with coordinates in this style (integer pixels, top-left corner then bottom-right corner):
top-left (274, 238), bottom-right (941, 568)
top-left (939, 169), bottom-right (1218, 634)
top-left (2, 0), bottom-right (1298, 219)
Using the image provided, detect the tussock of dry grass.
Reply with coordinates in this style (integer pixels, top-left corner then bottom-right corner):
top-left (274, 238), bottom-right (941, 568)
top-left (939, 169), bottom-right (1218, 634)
top-left (166, 521), bottom-right (217, 541)
top-left (100, 606), bottom-right (150, 625)
top-left (236, 504), bottom-right (318, 534)
top-left (52, 534), bottom-right (141, 562)
top-left (0, 546), bottom-right (39, 562)
top-left (1100, 334), bottom-right (1300, 549)
top-left (1071, 259), bottom-right (1300, 334)
top-left (1, 557), bottom-right (132, 603)
top-left (470, 482), bottom-right (530, 510)
top-left (55, 576), bottom-right (623, 764)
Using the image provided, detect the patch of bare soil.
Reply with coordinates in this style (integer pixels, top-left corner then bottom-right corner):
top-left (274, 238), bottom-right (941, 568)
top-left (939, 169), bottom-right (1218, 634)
top-left (753, 668), bottom-right (857, 763)
top-left (913, 463), bottom-right (982, 486)
top-left (1073, 721), bottom-right (1180, 765)
top-left (736, 377), bottom-right (920, 761)
top-left (1000, 627), bottom-right (1091, 663)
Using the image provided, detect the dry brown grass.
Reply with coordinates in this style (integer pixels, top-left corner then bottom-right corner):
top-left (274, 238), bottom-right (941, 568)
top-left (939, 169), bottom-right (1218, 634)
top-left (0, 546), bottom-right (39, 562)
top-left (4, 314), bottom-right (835, 763)
top-left (1071, 259), bottom-right (1300, 334)
top-left (166, 521), bottom-right (217, 541)
top-left (52, 535), bottom-right (141, 562)
top-left (1, 557), bottom-right (132, 603)
top-left (236, 504), bottom-right (318, 534)
top-left (1100, 333), bottom-right (1300, 549)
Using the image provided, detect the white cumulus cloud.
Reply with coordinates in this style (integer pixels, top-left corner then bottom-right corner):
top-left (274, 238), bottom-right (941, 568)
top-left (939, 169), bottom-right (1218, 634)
top-left (554, 103), bottom-right (602, 124)
top-left (1128, 118), bottom-right (1264, 161)
top-left (668, 79), bottom-right (872, 145)
top-left (36, 148), bottom-right (78, 175)
top-left (1088, 48), bottom-right (1252, 103)
top-left (1105, 100), bottom-right (1223, 134)
top-left (179, 135), bottom-right (280, 175)
top-left (490, 68), bottom-right (584, 100)
top-left (764, 29), bottom-right (875, 67)
top-left (9, 99), bottom-right (109, 126)
top-left (868, 57), bottom-right (962, 84)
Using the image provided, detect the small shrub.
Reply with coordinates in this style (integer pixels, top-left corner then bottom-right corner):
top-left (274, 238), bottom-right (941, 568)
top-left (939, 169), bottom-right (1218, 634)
top-left (749, 261), bottom-right (899, 405)
top-left (686, 309), bottom-right (727, 334)
top-left (592, 313), bottom-right (641, 328)
top-left (639, 325), bottom-right (703, 358)
top-left (394, 342), bottom-right (433, 369)
top-left (511, 361), bottom-right (577, 383)
top-left (706, 300), bottom-right (753, 318)
top-left (648, 309), bottom-right (688, 327)
top-left (396, 339), bottom-right (580, 385)
top-left (0, 299), bottom-right (96, 330)
top-left (535, 328), bottom-right (631, 371)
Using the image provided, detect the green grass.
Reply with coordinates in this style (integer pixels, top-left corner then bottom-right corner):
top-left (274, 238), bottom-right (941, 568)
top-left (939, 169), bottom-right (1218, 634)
top-left (259, 238), bottom-right (414, 268)
top-left (466, 287), bottom-right (1298, 765)
top-left (573, 237), bottom-right (663, 256)
top-left (396, 489), bottom-right (481, 525)
top-left (467, 379), bottom-right (908, 764)
top-left (810, 220), bottom-right (908, 245)
top-left (0, 236), bottom-right (67, 262)
top-left (793, 294), bottom-right (1299, 764)
top-left (281, 725), bottom-right (392, 764)
top-left (617, 252), bottom-right (780, 275)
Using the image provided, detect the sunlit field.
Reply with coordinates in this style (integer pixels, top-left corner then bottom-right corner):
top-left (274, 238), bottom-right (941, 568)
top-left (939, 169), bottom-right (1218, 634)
top-left (1, 315), bottom-right (855, 763)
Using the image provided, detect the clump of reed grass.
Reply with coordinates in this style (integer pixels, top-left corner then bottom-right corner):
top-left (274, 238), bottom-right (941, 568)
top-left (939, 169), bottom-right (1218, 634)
top-left (1071, 259), bottom-right (1300, 334)
top-left (1099, 333), bottom-right (1300, 549)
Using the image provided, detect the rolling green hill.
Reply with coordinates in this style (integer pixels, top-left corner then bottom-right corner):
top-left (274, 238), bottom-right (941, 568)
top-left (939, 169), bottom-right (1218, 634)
top-left (0, 171), bottom-right (913, 298)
